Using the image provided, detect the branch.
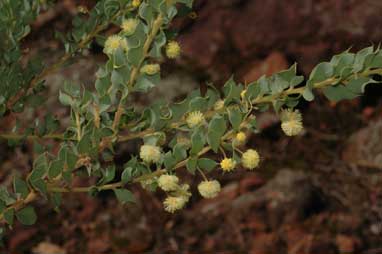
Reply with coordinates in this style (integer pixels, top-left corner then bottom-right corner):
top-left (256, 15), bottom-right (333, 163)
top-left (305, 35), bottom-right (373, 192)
top-left (5, 8), bottom-right (130, 113)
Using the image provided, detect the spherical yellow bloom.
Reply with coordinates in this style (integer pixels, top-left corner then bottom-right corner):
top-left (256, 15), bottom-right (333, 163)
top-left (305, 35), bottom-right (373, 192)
top-left (235, 131), bottom-right (246, 144)
top-left (140, 64), bottom-right (160, 75)
top-left (140, 145), bottom-right (161, 164)
top-left (186, 111), bottom-right (204, 128)
top-left (121, 18), bottom-right (138, 35)
top-left (280, 109), bottom-right (303, 136)
top-left (166, 41), bottom-right (181, 59)
top-left (104, 35), bottom-right (123, 54)
top-left (163, 196), bottom-right (187, 213)
top-left (220, 158), bottom-right (235, 172)
top-left (242, 149), bottom-right (260, 170)
top-left (104, 35), bottom-right (128, 55)
top-left (214, 100), bottom-right (224, 111)
top-left (241, 89), bottom-right (247, 99)
top-left (198, 180), bottom-right (221, 199)
top-left (158, 174), bottom-right (179, 192)
top-left (281, 120), bottom-right (303, 136)
top-left (132, 0), bottom-right (141, 8)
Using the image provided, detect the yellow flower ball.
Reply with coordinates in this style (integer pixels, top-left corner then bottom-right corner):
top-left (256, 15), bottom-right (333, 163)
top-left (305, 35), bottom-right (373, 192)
top-left (186, 111), bottom-right (204, 128)
top-left (281, 120), bottom-right (303, 136)
top-left (235, 131), bottom-right (246, 144)
top-left (220, 158), bottom-right (235, 172)
top-left (280, 109), bottom-right (303, 136)
top-left (241, 89), bottom-right (247, 99)
top-left (166, 41), bottom-right (181, 59)
top-left (163, 196), bottom-right (187, 213)
top-left (121, 18), bottom-right (138, 35)
top-left (104, 35), bottom-right (123, 54)
top-left (132, 0), bottom-right (141, 8)
top-left (140, 64), bottom-right (160, 75)
top-left (103, 35), bottom-right (129, 55)
top-left (158, 174), bottom-right (179, 192)
top-left (198, 180), bottom-right (221, 198)
top-left (213, 100), bottom-right (224, 111)
top-left (242, 149), bottom-right (260, 170)
top-left (140, 144), bottom-right (161, 164)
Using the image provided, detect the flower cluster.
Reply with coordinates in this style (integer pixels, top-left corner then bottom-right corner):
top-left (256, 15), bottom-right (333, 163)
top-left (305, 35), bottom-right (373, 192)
top-left (157, 174), bottom-right (191, 213)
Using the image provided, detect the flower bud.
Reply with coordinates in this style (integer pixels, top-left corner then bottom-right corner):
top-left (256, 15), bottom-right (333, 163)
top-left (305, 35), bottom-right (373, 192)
top-left (235, 131), bottom-right (246, 144)
top-left (132, 0), bottom-right (141, 8)
top-left (214, 100), bottom-right (224, 111)
top-left (140, 64), bottom-right (160, 75)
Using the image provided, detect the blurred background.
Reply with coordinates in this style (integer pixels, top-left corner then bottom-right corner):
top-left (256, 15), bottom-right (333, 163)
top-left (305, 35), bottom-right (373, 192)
top-left (2, 0), bottom-right (382, 253)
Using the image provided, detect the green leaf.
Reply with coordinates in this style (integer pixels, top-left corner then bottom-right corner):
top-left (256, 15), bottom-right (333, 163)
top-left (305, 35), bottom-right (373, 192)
top-left (302, 87), bottom-right (314, 101)
top-left (186, 157), bottom-right (197, 174)
top-left (189, 96), bottom-right (208, 111)
top-left (0, 187), bottom-right (16, 205)
top-left (31, 179), bottom-right (47, 196)
top-left (77, 134), bottom-right (92, 155)
top-left (13, 177), bottom-right (29, 199)
top-left (197, 158), bottom-right (217, 172)
top-left (331, 51), bottom-right (355, 76)
top-left (223, 76), bottom-right (242, 105)
top-left (323, 85), bottom-right (357, 102)
top-left (95, 77), bottom-right (111, 96)
top-left (114, 189), bottom-right (135, 204)
top-left (207, 114), bottom-right (227, 153)
top-left (30, 154), bottom-right (48, 182)
top-left (308, 62), bottom-right (334, 84)
top-left (51, 192), bottom-right (62, 210)
top-left (346, 77), bottom-right (375, 94)
top-left (353, 46), bottom-right (374, 72)
top-left (245, 82), bottom-right (261, 100)
top-left (58, 91), bottom-right (73, 106)
top-left (190, 127), bottom-right (205, 155)
top-left (227, 107), bottom-right (242, 131)
top-left (112, 47), bottom-right (126, 68)
top-left (15, 206), bottom-right (37, 225)
top-left (48, 160), bottom-right (63, 179)
top-left (173, 144), bottom-right (187, 161)
top-left (4, 209), bottom-right (14, 225)
top-left (121, 167), bottom-right (134, 183)
top-left (163, 151), bottom-right (177, 170)
top-left (139, 2), bottom-right (155, 25)
top-left (101, 165), bottom-right (115, 185)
